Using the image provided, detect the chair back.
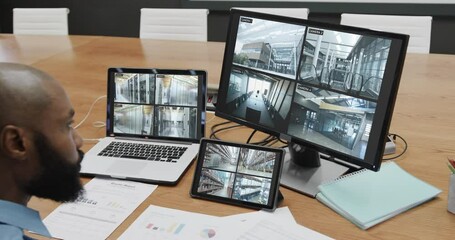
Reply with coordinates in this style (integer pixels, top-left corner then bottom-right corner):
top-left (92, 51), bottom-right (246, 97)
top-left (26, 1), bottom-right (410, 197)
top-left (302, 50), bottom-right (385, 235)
top-left (341, 13), bottom-right (432, 53)
top-left (140, 8), bottom-right (209, 42)
top-left (13, 8), bottom-right (70, 35)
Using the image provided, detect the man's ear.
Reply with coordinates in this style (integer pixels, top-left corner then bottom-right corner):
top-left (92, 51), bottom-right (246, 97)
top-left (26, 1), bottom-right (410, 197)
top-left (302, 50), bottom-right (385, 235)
top-left (0, 125), bottom-right (28, 162)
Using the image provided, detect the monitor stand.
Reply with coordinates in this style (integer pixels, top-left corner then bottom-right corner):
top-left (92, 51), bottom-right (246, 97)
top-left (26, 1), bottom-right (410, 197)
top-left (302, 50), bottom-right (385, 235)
top-left (280, 142), bottom-right (350, 198)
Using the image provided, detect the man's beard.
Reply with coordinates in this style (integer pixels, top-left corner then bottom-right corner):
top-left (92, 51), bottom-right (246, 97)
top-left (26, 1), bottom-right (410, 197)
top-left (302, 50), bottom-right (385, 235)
top-left (25, 132), bottom-right (85, 202)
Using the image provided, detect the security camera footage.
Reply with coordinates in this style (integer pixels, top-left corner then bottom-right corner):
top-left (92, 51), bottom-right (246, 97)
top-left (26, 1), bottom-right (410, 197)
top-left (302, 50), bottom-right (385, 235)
top-left (197, 142), bottom-right (279, 205)
top-left (113, 73), bottom-right (199, 139)
top-left (224, 16), bottom-right (393, 160)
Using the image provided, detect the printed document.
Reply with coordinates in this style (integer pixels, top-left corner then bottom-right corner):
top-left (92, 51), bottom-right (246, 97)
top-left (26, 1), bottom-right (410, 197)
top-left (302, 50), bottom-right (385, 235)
top-left (43, 177), bottom-right (157, 240)
top-left (235, 219), bottom-right (333, 240)
top-left (118, 205), bottom-right (239, 240)
top-left (223, 206), bottom-right (296, 224)
top-left (119, 205), bottom-right (333, 240)
top-left (225, 207), bottom-right (332, 240)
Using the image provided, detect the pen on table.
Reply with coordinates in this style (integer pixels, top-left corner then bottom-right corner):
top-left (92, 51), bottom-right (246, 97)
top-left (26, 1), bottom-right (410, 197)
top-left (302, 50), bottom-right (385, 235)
top-left (448, 158), bottom-right (455, 174)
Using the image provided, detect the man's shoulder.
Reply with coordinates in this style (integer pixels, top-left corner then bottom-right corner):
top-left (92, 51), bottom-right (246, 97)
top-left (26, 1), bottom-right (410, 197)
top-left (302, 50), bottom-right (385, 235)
top-left (0, 200), bottom-right (49, 239)
top-left (0, 223), bottom-right (25, 240)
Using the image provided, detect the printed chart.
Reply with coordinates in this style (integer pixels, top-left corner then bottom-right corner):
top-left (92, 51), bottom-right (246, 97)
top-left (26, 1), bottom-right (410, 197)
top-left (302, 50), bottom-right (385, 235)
top-left (43, 178), bottom-right (157, 240)
top-left (119, 205), bottom-right (232, 240)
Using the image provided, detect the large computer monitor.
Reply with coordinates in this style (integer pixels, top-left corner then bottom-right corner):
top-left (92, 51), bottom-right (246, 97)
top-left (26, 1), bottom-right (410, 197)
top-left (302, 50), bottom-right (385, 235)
top-left (215, 9), bottom-right (409, 197)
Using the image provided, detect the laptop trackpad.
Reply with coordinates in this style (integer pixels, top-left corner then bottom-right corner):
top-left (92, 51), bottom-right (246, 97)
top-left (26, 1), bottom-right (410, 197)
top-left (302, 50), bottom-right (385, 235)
top-left (106, 161), bottom-right (146, 176)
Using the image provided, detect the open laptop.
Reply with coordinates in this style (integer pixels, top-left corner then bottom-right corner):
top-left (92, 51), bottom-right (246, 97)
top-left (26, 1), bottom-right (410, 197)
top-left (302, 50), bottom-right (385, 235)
top-left (81, 68), bottom-right (206, 185)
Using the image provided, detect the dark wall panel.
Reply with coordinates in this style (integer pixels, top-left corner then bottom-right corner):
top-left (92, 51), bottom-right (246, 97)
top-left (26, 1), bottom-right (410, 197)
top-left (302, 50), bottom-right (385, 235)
top-left (208, 10), bottom-right (230, 42)
top-left (68, 0), bottom-right (181, 37)
top-left (0, 0), bottom-right (181, 37)
top-left (431, 16), bottom-right (455, 54)
top-left (1, 1), bottom-right (455, 54)
top-left (183, 1), bottom-right (455, 16)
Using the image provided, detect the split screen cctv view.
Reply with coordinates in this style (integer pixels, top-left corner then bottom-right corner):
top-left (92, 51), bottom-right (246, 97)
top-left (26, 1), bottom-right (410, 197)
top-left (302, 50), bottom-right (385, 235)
top-left (113, 73), bottom-right (199, 139)
top-left (225, 16), bottom-right (393, 160)
top-left (197, 142), bottom-right (279, 205)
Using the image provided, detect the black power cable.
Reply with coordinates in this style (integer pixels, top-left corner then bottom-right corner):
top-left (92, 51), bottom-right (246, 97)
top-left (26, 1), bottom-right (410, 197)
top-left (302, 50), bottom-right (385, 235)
top-left (382, 133), bottom-right (408, 161)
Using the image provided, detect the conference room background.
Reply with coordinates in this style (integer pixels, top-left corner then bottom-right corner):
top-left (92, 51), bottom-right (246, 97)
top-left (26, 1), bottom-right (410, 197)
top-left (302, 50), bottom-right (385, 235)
top-left (1, 0), bottom-right (455, 54)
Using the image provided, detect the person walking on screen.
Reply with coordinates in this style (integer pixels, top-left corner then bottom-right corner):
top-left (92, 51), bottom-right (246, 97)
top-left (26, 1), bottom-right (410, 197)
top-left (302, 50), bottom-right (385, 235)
top-left (0, 63), bottom-right (85, 239)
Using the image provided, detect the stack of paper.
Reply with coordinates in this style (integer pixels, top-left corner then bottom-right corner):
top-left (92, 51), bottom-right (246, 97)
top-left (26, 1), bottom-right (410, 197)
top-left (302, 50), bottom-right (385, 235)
top-left (119, 205), bottom-right (333, 240)
top-left (316, 162), bottom-right (441, 230)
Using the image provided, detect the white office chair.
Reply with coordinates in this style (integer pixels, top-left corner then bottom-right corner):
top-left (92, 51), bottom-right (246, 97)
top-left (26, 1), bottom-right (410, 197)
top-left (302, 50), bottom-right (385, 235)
top-left (232, 7), bottom-right (309, 20)
top-left (340, 13), bottom-right (432, 54)
top-left (13, 8), bottom-right (70, 35)
top-left (140, 8), bottom-right (209, 42)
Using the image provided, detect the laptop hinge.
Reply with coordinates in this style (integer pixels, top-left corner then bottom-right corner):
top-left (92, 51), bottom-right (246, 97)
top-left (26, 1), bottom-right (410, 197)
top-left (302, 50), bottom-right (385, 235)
top-left (114, 137), bottom-right (193, 145)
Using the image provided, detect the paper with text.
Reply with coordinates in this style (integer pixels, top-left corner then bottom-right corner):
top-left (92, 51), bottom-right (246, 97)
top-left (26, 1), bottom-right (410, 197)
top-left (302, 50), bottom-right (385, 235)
top-left (223, 207), bottom-right (297, 224)
top-left (118, 205), bottom-right (237, 240)
top-left (43, 177), bottom-right (157, 240)
top-left (236, 219), bottom-right (333, 240)
top-left (119, 205), bottom-right (332, 240)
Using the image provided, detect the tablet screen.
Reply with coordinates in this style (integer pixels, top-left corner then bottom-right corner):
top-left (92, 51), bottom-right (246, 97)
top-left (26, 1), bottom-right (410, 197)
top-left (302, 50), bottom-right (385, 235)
top-left (190, 138), bottom-right (284, 210)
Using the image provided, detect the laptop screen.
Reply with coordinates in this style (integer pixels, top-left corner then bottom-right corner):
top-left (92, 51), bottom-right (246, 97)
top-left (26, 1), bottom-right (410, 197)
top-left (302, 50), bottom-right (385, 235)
top-left (106, 68), bottom-right (206, 143)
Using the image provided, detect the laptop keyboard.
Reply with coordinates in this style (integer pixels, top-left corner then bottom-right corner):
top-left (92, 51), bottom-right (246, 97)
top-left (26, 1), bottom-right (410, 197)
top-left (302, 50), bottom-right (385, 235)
top-left (97, 141), bottom-right (188, 163)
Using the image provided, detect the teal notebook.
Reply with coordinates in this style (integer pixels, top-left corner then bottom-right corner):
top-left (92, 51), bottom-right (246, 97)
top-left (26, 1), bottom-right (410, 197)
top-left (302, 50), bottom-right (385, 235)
top-left (316, 162), bottom-right (441, 230)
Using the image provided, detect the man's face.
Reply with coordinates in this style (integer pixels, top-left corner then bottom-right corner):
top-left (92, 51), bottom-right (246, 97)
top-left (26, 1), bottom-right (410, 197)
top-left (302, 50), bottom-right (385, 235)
top-left (23, 80), bottom-right (85, 202)
top-left (25, 132), bottom-right (84, 202)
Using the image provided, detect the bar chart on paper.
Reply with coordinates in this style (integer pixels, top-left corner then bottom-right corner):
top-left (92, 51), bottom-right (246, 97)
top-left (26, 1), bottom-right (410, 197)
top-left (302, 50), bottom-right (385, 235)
top-left (145, 222), bottom-right (186, 235)
top-left (142, 222), bottom-right (216, 239)
top-left (118, 205), bottom-right (225, 240)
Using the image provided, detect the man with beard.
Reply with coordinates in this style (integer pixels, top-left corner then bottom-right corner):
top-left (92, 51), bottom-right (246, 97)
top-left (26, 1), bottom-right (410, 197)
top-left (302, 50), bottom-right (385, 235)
top-left (0, 63), bottom-right (84, 239)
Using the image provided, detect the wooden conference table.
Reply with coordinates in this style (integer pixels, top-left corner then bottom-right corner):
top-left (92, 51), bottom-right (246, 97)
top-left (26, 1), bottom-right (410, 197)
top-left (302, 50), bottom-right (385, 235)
top-left (1, 34), bottom-right (454, 239)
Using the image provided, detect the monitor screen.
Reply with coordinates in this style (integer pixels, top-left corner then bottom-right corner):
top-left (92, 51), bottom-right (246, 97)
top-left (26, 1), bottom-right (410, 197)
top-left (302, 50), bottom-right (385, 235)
top-left (107, 68), bottom-right (206, 143)
top-left (215, 10), bottom-right (408, 173)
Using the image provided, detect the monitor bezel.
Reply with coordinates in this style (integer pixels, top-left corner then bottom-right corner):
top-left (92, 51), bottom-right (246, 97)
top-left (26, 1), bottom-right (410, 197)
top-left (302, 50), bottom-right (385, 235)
top-left (215, 9), bottom-right (409, 171)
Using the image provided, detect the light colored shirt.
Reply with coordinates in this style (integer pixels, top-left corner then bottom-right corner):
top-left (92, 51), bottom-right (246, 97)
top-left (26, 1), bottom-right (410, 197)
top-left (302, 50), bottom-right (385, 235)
top-left (0, 200), bottom-right (51, 240)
